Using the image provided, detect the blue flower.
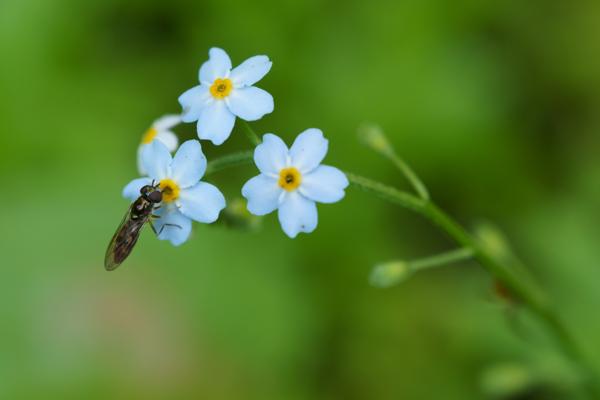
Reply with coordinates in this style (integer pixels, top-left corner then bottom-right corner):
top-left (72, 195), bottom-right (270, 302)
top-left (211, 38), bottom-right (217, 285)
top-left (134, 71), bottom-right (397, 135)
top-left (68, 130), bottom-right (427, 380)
top-left (137, 114), bottom-right (181, 174)
top-left (242, 129), bottom-right (349, 238)
top-left (123, 140), bottom-right (226, 246)
top-left (178, 47), bottom-right (274, 146)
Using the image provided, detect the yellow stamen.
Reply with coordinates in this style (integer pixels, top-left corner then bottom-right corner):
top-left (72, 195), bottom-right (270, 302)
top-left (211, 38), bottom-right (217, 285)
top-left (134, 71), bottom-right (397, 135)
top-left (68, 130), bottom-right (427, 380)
top-left (159, 179), bottom-right (180, 203)
top-left (210, 78), bottom-right (233, 99)
top-left (141, 127), bottom-right (158, 144)
top-left (278, 167), bottom-right (302, 192)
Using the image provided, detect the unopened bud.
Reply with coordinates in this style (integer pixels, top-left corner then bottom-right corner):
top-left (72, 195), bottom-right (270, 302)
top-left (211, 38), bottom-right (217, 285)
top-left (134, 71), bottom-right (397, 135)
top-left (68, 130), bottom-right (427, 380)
top-left (480, 363), bottom-right (534, 398)
top-left (357, 123), bottom-right (394, 156)
top-left (220, 198), bottom-right (262, 231)
top-left (474, 221), bottom-right (511, 260)
top-left (369, 261), bottom-right (412, 288)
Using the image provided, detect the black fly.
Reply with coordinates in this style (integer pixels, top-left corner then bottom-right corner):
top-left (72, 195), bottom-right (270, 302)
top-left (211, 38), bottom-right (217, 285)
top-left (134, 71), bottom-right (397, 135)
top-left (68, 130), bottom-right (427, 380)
top-left (104, 184), bottom-right (163, 271)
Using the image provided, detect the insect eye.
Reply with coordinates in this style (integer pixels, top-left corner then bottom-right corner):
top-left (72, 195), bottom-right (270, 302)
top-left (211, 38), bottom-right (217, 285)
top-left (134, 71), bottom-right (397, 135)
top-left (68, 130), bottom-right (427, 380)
top-left (147, 191), bottom-right (163, 203)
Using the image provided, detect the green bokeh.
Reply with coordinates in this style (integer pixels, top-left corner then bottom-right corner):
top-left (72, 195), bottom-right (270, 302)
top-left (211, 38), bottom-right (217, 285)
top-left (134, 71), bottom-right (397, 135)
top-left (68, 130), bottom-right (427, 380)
top-left (1, 0), bottom-right (599, 398)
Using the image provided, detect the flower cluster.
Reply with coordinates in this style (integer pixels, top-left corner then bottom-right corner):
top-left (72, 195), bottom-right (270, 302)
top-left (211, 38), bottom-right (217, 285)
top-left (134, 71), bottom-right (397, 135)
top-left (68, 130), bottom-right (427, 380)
top-left (122, 47), bottom-right (348, 246)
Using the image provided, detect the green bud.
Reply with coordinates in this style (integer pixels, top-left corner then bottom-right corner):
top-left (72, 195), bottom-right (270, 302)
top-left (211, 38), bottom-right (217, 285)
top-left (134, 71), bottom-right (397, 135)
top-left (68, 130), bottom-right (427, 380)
top-left (357, 123), bottom-right (394, 156)
top-left (220, 198), bottom-right (262, 231)
top-left (480, 363), bottom-right (535, 398)
top-left (474, 221), bottom-right (511, 260)
top-left (369, 261), bottom-right (412, 288)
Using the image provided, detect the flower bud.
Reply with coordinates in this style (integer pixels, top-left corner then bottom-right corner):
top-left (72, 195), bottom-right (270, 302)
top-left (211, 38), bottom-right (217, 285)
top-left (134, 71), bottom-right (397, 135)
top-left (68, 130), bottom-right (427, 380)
top-left (480, 363), bottom-right (535, 398)
top-left (369, 261), bottom-right (412, 288)
top-left (220, 198), bottom-right (262, 231)
top-left (474, 221), bottom-right (511, 260)
top-left (357, 123), bottom-right (394, 156)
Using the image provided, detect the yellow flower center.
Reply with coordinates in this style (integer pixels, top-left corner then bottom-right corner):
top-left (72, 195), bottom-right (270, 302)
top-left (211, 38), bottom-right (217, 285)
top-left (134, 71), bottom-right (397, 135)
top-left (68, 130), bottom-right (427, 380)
top-left (159, 179), bottom-right (180, 203)
top-left (141, 127), bottom-right (158, 144)
top-left (210, 78), bottom-right (233, 99)
top-left (278, 167), bottom-right (302, 192)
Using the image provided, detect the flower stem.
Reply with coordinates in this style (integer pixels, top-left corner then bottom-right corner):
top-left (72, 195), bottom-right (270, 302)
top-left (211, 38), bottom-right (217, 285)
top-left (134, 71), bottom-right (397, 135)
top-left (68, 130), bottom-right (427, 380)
top-left (357, 124), bottom-right (430, 200)
top-left (346, 172), bottom-right (600, 398)
top-left (388, 153), bottom-right (430, 201)
top-left (202, 152), bottom-right (600, 398)
top-left (205, 150), bottom-right (253, 176)
top-left (409, 247), bottom-right (474, 272)
top-left (241, 121), bottom-right (262, 147)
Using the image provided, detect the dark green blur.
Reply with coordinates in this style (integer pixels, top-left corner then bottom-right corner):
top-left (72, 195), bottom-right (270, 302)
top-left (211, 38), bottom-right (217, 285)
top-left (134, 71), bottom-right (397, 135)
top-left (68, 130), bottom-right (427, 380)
top-left (1, 0), bottom-right (599, 398)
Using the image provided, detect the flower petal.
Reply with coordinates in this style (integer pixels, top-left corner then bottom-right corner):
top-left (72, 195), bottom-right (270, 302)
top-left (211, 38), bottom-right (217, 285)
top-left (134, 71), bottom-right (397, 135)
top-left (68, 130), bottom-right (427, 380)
top-left (230, 55), bottom-right (272, 87)
top-left (196, 100), bottom-right (236, 145)
top-left (122, 177), bottom-right (152, 201)
top-left (154, 206), bottom-right (192, 246)
top-left (226, 87), bottom-right (274, 121)
top-left (178, 85), bottom-right (211, 123)
top-left (199, 47), bottom-right (232, 84)
top-left (137, 145), bottom-right (147, 175)
top-left (289, 128), bottom-right (329, 173)
top-left (299, 165), bottom-right (349, 203)
top-left (155, 130), bottom-right (179, 152)
top-left (170, 140), bottom-right (206, 188)
top-left (254, 133), bottom-right (289, 175)
top-left (178, 182), bottom-right (226, 223)
top-left (277, 192), bottom-right (318, 238)
top-left (241, 174), bottom-right (282, 216)
top-left (153, 114), bottom-right (181, 131)
top-left (142, 140), bottom-right (172, 181)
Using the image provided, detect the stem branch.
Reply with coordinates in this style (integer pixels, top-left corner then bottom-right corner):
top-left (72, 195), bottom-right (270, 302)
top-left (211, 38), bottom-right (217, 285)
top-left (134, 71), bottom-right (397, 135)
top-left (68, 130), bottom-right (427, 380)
top-left (202, 152), bottom-right (599, 398)
top-left (409, 247), bottom-right (475, 272)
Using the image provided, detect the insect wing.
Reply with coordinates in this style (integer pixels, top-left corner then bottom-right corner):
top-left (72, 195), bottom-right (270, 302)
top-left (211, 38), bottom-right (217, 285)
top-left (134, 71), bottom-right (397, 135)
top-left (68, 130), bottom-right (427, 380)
top-left (104, 205), bottom-right (148, 271)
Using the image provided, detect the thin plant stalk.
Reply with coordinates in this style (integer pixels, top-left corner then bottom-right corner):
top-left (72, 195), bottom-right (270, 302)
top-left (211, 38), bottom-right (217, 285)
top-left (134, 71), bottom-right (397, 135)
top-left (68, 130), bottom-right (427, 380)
top-left (204, 152), bottom-right (600, 398)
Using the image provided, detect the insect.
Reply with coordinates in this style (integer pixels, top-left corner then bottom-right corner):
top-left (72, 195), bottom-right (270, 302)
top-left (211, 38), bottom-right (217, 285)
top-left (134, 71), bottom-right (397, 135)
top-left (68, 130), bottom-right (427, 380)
top-left (104, 184), bottom-right (163, 271)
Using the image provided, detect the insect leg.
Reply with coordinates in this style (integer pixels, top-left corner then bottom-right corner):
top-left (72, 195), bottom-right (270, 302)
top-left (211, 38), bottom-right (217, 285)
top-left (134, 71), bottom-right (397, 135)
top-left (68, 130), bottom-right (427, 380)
top-left (158, 223), bottom-right (183, 235)
top-left (149, 221), bottom-right (158, 235)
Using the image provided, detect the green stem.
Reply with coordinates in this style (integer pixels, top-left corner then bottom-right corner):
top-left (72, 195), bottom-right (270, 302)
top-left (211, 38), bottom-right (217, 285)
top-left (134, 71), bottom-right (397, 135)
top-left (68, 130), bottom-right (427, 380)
top-left (241, 121), bottom-right (262, 146)
top-left (409, 247), bottom-right (474, 272)
top-left (347, 172), bottom-right (600, 398)
top-left (357, 124), bottom-right (429, 200)
top-left (387, 152), bottom-right (430, 201)
top-left (205, 150), bottom-right (253, 176)
top-left (202, 153), bottom-right (599, 398)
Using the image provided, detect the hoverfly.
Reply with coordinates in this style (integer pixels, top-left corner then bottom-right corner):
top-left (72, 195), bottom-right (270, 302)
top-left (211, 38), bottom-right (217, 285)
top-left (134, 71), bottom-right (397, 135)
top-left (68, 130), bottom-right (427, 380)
top-left (104, 183), bottom-right (163, 271)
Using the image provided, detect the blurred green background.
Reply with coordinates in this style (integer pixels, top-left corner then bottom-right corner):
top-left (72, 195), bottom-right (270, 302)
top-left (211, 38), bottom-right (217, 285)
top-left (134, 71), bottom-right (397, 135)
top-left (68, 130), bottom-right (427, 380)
top-left (1, 0), bottom-right (600, 398)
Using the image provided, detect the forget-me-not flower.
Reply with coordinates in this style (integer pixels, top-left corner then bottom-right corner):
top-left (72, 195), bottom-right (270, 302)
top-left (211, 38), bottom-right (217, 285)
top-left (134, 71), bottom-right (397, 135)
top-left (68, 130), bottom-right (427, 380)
top-left (123, 140), bottom-right (226, 246)
top-left (242, 129), bottom-right (349, 238)
top-left (137, 114), bottom-right (181, 174)
top-left (178, 47), bottom-right (274, 146)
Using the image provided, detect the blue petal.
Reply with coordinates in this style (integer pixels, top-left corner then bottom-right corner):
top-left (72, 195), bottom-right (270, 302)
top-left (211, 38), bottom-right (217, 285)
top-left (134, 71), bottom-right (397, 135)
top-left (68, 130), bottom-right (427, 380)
top-left (241, 174), bottom-right (282, 216)
top-left (153, 114), bottom-right (181, 130)
top-left (299, 165), bottom-right (349, 204)
top-left (154, 130), bottom-right (179, 152)
top-left (137, 145), bottom-right (147, 175)
top-left (277, 192), bottom-right (318, 238)
top-left (142, 140), bottom-right (172, 181)
top-left (230, 55), bottom-right (272, 87)
top-left (170, 140), bottom-right (206, 188)
top-left (178, 182), bottom-right (226, 223)
top-left (154, 206), bottom-right (192, 246)
top-left (289, 128), bottom-right (328, 174)
top-left (254, 133), bottom-right (288, 175)
top-left (178, 85), bottom-right (211, 123)
top-left (226, 86), bottom-right (274, 121)
top-left (122, 177), bottom-right (152, 202)
top-left (196, 100), bottom-right (236, 145)
top-left (199, 47), bottom-right (232, 84)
